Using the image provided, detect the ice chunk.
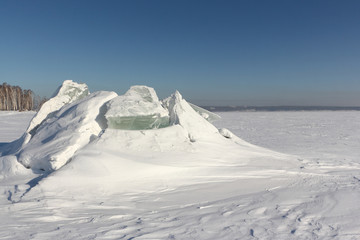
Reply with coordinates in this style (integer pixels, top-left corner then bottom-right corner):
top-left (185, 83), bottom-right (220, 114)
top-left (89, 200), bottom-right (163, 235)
top-left (26, 80), bottom-right (89, 135)
top-left (188, 103), bottom-right (221, 122)
top-left (106, 115), bottom-right (169, 130)
top-left (105, 86), bottom-right (169, 130)
top-left (219, 128), bottom-right (233, 139)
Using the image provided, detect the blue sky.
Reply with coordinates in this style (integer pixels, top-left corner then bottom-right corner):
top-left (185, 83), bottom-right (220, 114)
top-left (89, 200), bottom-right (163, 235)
top-left (1, 0), bottom-right (360, 106)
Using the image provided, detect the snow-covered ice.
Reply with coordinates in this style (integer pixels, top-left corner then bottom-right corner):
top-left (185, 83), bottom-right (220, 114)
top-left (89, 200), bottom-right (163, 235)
top-left (0, 80), bottom-right (360, 239)
top-left (27, 80), bottom-right (89, 136)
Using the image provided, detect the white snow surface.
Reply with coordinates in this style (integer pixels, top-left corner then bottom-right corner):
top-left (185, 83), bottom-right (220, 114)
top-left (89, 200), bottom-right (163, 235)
top-left (1, 82), bottom-right (360, 239)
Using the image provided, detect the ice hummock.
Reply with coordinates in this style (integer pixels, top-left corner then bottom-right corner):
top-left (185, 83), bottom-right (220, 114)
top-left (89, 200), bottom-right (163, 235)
top-left (6, 80), bottom-right (259, 173)
top-left (0, 80), bottom-right (307, 240)
top-left (105, 86), bottom-right (170, 130)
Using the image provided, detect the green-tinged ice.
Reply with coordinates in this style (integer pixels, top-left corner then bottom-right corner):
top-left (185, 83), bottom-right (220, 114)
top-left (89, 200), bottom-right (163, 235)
top-left (188, 103), bottom-right (221, 122)
top-left (60, 85), bottom-right (89, 102)
top-left (106, 114), bottom-right (170, 130)
top-left (105, 86), bottom-right (170, 130)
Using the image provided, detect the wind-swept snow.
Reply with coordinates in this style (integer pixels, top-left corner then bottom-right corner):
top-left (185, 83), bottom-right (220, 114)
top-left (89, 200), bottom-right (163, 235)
top-left (1, 80), bottom-right (360, 239)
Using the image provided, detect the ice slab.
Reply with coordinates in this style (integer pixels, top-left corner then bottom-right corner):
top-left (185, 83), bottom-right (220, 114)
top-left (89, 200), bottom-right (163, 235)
top-left (105, 86), bottom-right (170, 130)
top-left (27, 80), bottom-right (89, 135)
top-left (106, 115), bottom-right (169, 130)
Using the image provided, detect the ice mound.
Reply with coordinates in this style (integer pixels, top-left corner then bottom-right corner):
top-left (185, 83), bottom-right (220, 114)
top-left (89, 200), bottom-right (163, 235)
top-left (7, 80), bottom-right (233, 172)
top-left (105, 86), bottom-right (169, 130)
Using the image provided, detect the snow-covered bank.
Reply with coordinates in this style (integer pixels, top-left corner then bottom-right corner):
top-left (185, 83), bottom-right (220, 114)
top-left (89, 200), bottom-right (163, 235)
top-left (0, 81), bottom-right (360, 239)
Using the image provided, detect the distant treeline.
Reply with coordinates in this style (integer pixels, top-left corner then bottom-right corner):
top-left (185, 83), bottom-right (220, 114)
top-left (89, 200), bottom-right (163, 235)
top-left (202, 106), bottom-right (360, 112)
top-left (0, 83), bottom-right (46, 111)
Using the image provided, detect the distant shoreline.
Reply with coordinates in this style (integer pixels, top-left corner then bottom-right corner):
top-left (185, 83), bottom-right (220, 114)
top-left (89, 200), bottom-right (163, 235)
top-left (201, 106), bottom-right (360, 112)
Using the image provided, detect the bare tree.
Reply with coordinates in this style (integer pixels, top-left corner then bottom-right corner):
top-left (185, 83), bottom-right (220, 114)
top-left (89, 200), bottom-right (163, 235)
top-left (0, 83), bottom-right (34, 111)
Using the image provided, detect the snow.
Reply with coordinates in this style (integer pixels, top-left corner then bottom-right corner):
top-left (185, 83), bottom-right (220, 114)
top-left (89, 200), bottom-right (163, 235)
top-left (0, 111), bottom-right (34, 143)
top-left (163, 91), bottom-right (221, 141)
top-left (17, 91), bottom-right (117, 171)
top-left (213, 111), bottom-right (360, 168)
top-left (1, 81), bottom-right (360, 239)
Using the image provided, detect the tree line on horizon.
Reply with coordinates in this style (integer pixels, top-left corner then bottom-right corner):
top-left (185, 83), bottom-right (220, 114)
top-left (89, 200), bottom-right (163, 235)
top-left (0, 83), bottom-right (47, 111)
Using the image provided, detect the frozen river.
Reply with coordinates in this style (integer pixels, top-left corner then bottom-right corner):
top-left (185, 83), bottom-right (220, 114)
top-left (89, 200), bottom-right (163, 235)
top-left (215, 111), bottom-right (360, 166)
top-left (1, 110), bottom-right (360, 239)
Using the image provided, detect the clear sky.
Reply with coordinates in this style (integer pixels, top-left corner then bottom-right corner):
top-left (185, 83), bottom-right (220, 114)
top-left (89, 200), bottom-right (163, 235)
top-left (1, 0), bottom-right (360, 106)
